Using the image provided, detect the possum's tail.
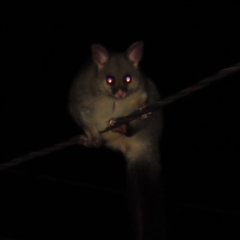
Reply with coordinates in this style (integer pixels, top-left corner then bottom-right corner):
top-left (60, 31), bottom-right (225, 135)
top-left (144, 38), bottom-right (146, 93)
top-left (127, 152), bottom-right (167, 240)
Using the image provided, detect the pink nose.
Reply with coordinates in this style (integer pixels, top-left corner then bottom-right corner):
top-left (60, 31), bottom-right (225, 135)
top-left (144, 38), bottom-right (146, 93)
top-left (115, 89), bottom-right (126, 98)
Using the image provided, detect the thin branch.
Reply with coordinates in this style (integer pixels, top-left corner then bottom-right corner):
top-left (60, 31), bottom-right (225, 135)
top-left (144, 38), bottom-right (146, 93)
top-left (100, 62), bottom-right (240, 133)
top-left (0, 62), bottom-right (239, 170)
top-left (0, 137), bottom-right (79, 170)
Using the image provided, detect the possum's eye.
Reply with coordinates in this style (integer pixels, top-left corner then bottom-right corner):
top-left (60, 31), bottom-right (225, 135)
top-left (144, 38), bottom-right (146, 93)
top-left (106, 76), bottom-right (114, 85)
top-left (124, 75), bottom-right (132, 83)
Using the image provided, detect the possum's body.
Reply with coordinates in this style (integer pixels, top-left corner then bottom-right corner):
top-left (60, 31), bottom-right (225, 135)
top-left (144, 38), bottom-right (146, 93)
top-left (69, 42), bottom-right (166, 240)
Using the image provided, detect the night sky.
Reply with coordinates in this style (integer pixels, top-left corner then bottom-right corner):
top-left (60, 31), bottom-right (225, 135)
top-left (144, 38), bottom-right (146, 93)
top-left (1, 2), bottom-right (239, 240)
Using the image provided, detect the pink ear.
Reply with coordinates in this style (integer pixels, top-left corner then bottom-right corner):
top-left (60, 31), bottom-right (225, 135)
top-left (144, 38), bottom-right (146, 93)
top-left (127, 41), bottom-right (144, 64)
top-left (91, 44), bottom-right (108, 66)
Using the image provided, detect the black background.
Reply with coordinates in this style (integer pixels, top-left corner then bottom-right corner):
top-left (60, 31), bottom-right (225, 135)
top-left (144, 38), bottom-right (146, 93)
top-left (1, 2), bottom-right (240, 240)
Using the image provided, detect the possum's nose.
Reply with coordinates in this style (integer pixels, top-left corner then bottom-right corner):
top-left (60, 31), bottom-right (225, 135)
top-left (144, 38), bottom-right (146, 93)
top-left (115, 89), bottom-right (126, 99)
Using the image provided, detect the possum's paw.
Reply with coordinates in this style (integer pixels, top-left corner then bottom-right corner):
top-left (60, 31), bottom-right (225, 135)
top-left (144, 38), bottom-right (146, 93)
top-left (108, 119), bottom-right (126, 134)
top-left (79, 134), bottom-right (102, 148)
top-left (108, 119), bottom-right (116, 127)
top-left (79, 134), bottom-right (92, 147)
top-left (139, 104), bottom-right (152, 119)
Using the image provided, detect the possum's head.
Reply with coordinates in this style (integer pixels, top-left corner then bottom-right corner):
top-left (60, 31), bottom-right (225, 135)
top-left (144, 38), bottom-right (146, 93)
top-left (91, 41), bottom-right (146, 99)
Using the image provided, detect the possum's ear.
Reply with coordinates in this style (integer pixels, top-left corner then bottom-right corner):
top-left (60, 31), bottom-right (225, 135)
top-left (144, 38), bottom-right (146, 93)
top-left (127, 41), bottom-right (144, 67)
top-left (91, 44), bottom-right (109, 68)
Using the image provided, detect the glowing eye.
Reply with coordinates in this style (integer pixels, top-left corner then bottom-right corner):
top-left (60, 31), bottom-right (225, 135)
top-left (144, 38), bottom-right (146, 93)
top-left (125, 75), bottom-right (132, 83)
top-left (106, 77), bottom-right (114, 84)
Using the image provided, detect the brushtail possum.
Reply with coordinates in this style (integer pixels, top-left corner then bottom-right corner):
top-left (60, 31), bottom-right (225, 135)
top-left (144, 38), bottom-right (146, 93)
top-left (69, 42), bottom-right (166, 240)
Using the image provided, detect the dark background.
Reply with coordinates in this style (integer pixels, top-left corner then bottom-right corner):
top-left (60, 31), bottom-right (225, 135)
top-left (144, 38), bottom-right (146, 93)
top-left (1, 2), bottom-right (239, 240)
